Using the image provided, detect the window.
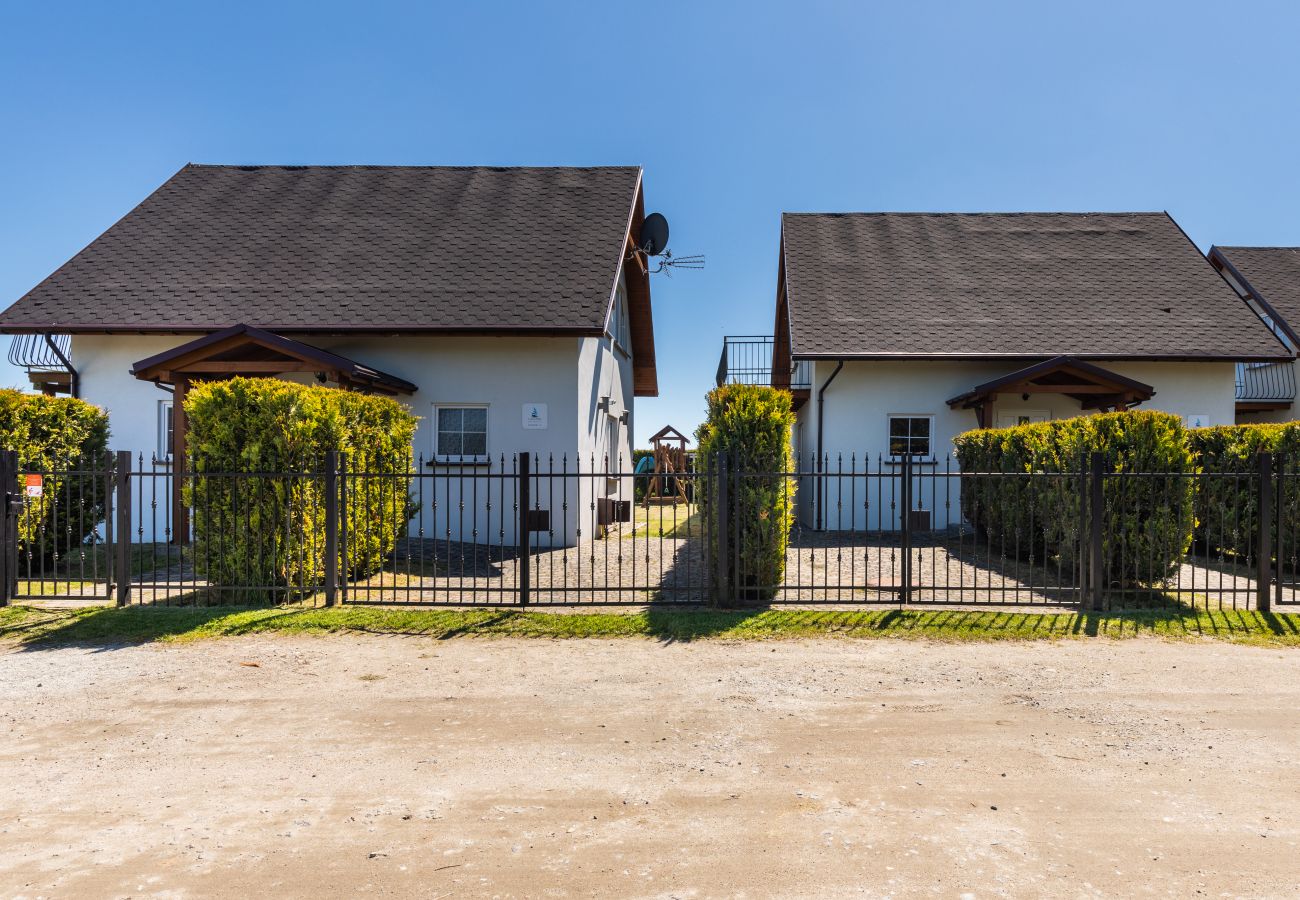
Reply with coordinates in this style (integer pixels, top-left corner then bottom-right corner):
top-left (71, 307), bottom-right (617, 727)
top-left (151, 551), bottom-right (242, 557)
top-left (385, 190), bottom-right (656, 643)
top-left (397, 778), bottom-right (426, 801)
top-left (888, 415), bottom-right (932, 458)
top-left (435, 406), bottom-right (488, 460)
top-left (158, 400), bottom-right (174, 461)
top-left (606, 414), bottom-right (621, 466)
top-left (611, 283), bottom-right (631, 354)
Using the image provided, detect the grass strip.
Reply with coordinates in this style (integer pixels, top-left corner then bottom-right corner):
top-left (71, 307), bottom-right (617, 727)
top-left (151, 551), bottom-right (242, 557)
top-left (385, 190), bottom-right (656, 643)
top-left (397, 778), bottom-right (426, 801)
top-left (2, 604), bottom-right (1299, 648)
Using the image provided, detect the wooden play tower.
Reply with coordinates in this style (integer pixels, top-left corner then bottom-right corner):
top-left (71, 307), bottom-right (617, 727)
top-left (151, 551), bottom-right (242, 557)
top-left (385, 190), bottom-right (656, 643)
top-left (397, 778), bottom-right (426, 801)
top-left (645, 425), bottom-right (691, 504)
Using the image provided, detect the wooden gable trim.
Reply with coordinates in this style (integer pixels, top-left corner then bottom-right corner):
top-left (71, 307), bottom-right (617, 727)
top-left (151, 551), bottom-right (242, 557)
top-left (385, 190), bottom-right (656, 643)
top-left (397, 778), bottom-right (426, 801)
top-left (772, 246), bottom-right (792, 391)
top-left (623, 178), bottom-right (658, 397)
top-left (131, 324), bottom-right (417, 394)
top-left (947, 356), bottom-right (1155, 412)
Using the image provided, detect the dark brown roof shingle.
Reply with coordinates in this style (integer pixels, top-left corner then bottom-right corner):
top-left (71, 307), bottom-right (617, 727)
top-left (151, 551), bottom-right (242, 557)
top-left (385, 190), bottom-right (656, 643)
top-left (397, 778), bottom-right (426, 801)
top-left (782, 212), bottom-right (1289, 360)
top-left (0, 164), bottom-right (642, 333)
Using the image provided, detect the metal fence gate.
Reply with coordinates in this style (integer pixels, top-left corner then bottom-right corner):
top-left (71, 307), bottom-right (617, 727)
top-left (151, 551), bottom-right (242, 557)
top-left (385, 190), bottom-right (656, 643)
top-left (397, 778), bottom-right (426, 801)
top-left (0, 448), bottom-right (1297, 611)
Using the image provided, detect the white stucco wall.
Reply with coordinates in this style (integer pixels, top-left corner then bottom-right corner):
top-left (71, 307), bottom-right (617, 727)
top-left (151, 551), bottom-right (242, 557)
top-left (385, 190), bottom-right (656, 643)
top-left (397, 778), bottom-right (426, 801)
top-left (70, 333), bottom-right (622, 546)
top-left (576, 332), bottom-right (635, 540)
top-left (793, 358), bottom-right (1238, 530)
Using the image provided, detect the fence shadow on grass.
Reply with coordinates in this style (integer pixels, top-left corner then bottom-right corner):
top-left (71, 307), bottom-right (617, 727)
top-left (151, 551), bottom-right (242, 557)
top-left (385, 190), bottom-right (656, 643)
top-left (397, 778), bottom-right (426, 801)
top-left (1, 605), bottom-right (265, 651)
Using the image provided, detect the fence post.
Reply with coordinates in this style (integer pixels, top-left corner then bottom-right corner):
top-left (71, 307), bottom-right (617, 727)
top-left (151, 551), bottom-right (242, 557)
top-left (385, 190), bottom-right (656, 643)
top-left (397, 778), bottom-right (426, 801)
top-left (0, 450), bottom-right (15, 606)
top-left (1089, 452), bottom-right (1105, 612)
top-left (1077, 453), bottom-right (1088, 601)
top-left (338, 453), bottom-right (349, 605)
top-left (517, 452), bottom-right (530, 607)
top-left (102, 450), bottom-right (115, 601)
top-left (714, 451), bottom-right (729, 607)
top-left (114, 450), bottom-right (132, 607)
top-left (323, 450), bottom-right (339, 607)
top-left (1257, 452), bottom-right (1273, 613)
top-left (1276, 455), bottom-right (1285, 611)
top-left (900, 454), bottom-right (912, 604)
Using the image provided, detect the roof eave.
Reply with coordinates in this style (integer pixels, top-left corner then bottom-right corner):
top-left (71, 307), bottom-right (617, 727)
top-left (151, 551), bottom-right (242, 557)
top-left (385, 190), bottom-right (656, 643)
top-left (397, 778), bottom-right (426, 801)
top-left (790, 350), bottom-right (1295, 363)
top-left (0, 323), bottom-right (606, 337)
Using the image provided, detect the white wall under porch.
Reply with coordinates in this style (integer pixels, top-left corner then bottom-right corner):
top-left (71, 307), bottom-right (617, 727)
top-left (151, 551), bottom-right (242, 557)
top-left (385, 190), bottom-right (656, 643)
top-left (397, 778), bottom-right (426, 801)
top-left (793, 358), bottom-right (1237, 531)
top-left (70, 333), bottom-right (618, 547)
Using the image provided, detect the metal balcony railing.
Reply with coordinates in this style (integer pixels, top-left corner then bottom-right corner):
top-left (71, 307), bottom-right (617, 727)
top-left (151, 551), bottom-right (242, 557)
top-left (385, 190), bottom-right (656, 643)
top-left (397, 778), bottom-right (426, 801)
top-left (717, 336), bottom-right (811, 390)
top-left (8, 333), bottom-right (71, 372)
top-left (1236, 361), bottom-right (1297, 402)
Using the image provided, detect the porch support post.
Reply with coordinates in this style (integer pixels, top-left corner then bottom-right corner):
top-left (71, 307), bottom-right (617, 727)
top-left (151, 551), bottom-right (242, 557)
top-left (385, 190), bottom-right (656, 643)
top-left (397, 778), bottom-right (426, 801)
top-left (172, 376), bottom-right (190, 545)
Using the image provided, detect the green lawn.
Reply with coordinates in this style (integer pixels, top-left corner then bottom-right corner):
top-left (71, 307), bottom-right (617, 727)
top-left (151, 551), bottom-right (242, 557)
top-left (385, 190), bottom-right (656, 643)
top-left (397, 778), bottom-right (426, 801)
top-left (1, 603), bottom-right (1298, 648)
top-left (626, 502), bottom-right (701, 539)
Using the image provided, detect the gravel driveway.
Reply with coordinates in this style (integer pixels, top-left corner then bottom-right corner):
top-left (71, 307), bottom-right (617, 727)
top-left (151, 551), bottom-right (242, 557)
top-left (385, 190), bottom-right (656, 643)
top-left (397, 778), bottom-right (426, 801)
top-left (2, 635), bottom-right (1298, 897)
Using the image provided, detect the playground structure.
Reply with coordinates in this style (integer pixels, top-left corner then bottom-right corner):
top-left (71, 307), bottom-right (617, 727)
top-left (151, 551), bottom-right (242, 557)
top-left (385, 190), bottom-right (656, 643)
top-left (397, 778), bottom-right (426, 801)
top-left (640, 425), bottom-right (692, 504)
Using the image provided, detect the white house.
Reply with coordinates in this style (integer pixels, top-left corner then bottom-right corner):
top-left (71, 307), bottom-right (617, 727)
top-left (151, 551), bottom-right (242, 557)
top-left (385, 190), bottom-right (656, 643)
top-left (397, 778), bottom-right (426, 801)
top-left (0, 164), bottom-right (661, 545)
top-left (1207, 245), bottom-right (1300, 423)
top-left (719, 212), bottom-right (1292, 530)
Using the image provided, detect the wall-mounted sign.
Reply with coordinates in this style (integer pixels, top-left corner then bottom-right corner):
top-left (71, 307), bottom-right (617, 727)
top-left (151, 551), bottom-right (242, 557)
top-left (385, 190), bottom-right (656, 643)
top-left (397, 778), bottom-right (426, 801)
top-left (24, 474), bottom-right (42, 498)
top-left (523, 403), bottom-right (548, 430)
top-left (1185, 414), bottom-right (1210, 429)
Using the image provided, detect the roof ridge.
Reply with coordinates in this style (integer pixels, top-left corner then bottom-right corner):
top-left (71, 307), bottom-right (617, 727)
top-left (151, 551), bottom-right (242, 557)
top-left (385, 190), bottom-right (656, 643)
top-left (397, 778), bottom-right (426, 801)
top-left (781, 211), bottom-right (1168, 218)
top-left (1214, 245), bottom-right (1300, 252)
top-left (184, 163), bottom-right (643, 172)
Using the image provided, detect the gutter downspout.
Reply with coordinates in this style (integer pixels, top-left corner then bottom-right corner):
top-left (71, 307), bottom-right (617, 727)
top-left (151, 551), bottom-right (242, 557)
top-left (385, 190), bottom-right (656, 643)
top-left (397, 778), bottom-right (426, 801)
top-left (43, 334), bottom-right (78, 399)
top-left (814, 360), bottom-right (844, 530)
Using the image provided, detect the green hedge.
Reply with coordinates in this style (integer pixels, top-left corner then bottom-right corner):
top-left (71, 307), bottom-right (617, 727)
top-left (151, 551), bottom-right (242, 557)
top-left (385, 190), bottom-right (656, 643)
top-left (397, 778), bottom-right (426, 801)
top-left (1187, 423), bottom-right (1300, 560)
top-left (0, 389), bottom-right (110, 561)
top-left (695, 384), bottom-right (795, 604)
top-left (953, 411), bottom-right (1195, 588)
top-left (184, 378), bottom-right (418, 602)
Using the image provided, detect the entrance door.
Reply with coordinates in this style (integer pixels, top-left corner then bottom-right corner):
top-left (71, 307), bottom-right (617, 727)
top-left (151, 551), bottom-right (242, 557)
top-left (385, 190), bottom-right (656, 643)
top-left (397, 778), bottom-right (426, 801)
top-left (996, 410), bottom-right (1049, 428)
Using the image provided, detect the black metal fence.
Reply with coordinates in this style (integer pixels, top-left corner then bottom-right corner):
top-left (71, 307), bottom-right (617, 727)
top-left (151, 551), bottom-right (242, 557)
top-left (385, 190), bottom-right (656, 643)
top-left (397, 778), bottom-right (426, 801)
top-left (0, 449), bottom-right (1297, 612)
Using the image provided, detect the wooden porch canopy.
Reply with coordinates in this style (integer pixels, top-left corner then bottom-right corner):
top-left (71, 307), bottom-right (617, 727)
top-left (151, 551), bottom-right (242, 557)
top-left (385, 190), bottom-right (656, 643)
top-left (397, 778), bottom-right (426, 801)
top-left (131, 323), bottom-right (417, 542)
top-left (946, 356), bottom-right (1155, 428)
top-left (131, 324), bottom-right (418, 395)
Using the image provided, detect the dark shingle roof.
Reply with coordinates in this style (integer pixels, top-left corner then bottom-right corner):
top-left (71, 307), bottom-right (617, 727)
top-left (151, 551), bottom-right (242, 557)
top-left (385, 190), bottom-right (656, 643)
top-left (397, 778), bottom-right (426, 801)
top-left (782, 212), bottom-right (1290, 360)
top-left (0, 165), bottom-right (641, 333)
top-left (1210, 246), bottom-right (1300, 341)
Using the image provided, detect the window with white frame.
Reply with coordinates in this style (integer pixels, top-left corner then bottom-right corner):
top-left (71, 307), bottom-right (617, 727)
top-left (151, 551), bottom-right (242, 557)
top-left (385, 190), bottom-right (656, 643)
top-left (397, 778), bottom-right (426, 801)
top-left (888, 415), bottom-right (933, 458)
top-left (435, 405), bottom-right (488, 461)
top-left (158, 400), bottom-right (174, 461)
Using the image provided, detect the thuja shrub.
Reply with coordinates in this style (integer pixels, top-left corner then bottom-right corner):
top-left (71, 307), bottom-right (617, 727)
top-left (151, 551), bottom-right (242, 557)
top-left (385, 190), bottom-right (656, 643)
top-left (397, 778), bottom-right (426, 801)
top-left (1187, 423), bottom-right (1300, 561)
top-left (0, 389), bottom-right (110, 562)
top-left (953, 411), bottom-right (1195, 588)
top-left (184, 378), bottom-right (418, 602)
top-left (695, 384), bottom-right (795, 605)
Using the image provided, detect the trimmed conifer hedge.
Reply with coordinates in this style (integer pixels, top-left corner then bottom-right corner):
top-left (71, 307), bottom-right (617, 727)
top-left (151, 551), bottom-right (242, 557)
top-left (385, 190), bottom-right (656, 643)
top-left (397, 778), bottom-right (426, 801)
top-left (695, 384), bottom-right (795, 605)
top-left (184, 378), bottom-right (418, 602)
top-left (1187, 423), bottom-right (1300, 561)
top-left (0, 389), bottom-right (110, 561)
top-left (953, 411), bottom-right (1195, 587)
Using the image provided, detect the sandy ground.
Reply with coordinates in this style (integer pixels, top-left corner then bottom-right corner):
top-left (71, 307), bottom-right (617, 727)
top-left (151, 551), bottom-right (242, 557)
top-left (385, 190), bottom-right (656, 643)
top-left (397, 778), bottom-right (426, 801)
top-left (1, 636), bottom-right (1298, 898)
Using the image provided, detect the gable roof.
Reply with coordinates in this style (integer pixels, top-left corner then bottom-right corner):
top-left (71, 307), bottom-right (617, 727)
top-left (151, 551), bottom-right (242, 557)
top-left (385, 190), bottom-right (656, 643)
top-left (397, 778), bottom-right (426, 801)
top-left (1208, 246), bottom-right (1300, 346)
top-left (131, 324), bottom-right (418, 395)
top-left (0, 163), bottom-right (643, 334)
top-left (946, 356), bottom-right (1154, 410)
top-left (779, 212), bottom-right (1290, 361)
top-left (648, 425), bottom-right (690, 444)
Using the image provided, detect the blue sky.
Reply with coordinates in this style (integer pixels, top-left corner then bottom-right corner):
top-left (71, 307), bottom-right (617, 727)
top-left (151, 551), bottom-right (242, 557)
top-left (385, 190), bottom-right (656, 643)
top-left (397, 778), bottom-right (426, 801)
top-left (2, 0), bottom-right (1298, 445)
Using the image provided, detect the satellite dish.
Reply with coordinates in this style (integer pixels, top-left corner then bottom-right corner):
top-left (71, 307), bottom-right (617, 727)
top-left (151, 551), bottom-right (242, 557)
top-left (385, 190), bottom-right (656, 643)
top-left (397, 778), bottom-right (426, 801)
top-left (639, 213), bottom-right (670, 256)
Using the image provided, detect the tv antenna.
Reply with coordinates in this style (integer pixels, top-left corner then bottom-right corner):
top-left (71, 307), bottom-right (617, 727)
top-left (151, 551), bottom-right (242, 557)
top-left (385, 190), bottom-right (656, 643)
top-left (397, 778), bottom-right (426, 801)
top-left (632, 212), bottom-right (705, 277)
